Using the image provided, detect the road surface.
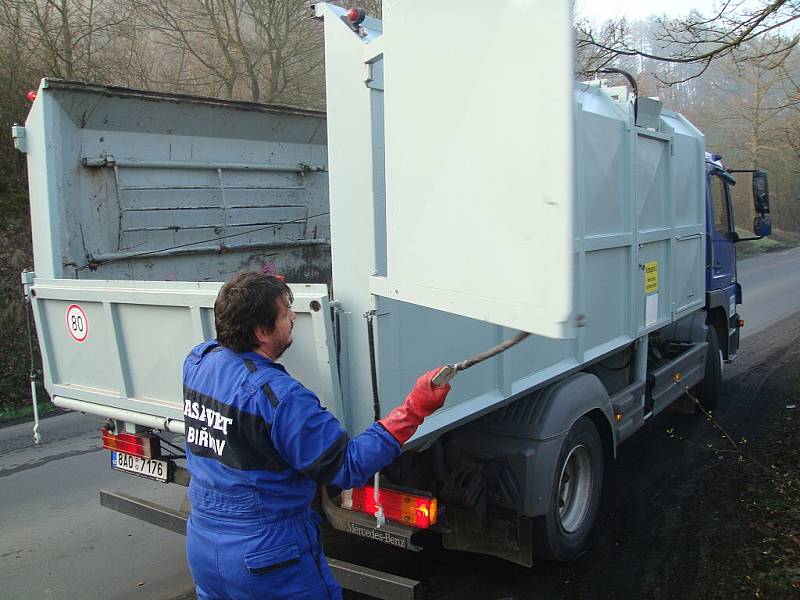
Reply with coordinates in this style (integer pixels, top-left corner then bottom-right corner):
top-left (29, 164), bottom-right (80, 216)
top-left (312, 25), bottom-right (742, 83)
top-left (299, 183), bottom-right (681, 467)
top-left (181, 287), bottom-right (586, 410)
top-left (1, 247), bottom-right (798, 600)
top-left (0, 414), bottom-right (194, 600)
top-left (736, 246), bottom-right (800, 338)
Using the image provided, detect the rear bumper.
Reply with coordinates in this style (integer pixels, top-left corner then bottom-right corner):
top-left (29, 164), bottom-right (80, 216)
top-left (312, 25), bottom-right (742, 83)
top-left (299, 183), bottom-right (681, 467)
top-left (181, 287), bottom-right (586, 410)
top-left (100, 489), bottom-right (420, 600)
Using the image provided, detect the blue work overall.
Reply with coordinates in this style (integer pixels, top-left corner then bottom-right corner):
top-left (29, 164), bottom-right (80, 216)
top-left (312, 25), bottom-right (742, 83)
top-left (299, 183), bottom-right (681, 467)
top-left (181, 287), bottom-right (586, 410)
top-left (183, 341), bottom-right (400, 600)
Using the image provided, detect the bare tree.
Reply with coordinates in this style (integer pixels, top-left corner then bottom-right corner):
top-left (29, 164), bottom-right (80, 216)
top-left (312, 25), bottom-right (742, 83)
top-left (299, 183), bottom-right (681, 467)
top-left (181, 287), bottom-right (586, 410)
top-left (139, 0), bottom-right (242, 97)
top-left (577, 1), bottom-right (800, 82)
top-left (0, 0), bottom-right (132, 80)
top-left (137, 0), bottom-right (324, 105)
top-left (243, 0), bottom-right (323, 104)
top-left (691, 38), bottom-right (798, 169)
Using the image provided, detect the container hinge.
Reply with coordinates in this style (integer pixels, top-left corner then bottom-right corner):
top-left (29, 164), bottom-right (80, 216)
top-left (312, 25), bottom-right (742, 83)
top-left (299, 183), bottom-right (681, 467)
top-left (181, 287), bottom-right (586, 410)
top-left (82, 155), bottom-right (116, 168)
top-left (12, 125), bottom-right (27, 153)
top-left (21, 270), bottom-right (35, 299)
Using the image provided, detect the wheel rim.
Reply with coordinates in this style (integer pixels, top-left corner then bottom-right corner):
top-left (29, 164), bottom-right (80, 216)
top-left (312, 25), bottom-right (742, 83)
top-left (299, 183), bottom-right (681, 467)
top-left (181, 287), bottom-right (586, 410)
top-left (557, 444), bottom-right (593, 533)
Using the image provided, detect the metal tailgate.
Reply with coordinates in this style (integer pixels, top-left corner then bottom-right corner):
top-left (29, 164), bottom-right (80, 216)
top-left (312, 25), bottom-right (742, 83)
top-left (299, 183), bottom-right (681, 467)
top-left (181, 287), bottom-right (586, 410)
top-left (29, 278), bottom-right (342, 426)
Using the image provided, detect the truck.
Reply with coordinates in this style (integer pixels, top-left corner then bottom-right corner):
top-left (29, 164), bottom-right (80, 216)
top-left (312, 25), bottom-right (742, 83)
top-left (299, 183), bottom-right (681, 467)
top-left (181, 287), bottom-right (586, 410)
top-left (13, 3), bottom-right (772, 598)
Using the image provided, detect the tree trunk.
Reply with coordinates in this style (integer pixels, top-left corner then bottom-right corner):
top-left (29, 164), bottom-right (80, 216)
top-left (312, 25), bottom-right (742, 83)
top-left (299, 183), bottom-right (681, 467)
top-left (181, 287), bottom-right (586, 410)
top-left (60, 0), bottom-right (74, 79)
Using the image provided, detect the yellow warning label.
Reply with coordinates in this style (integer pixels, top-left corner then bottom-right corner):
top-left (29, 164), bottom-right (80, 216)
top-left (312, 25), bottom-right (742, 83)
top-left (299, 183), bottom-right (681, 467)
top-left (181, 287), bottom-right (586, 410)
top-left (644, 261), bottom-right (659, 293)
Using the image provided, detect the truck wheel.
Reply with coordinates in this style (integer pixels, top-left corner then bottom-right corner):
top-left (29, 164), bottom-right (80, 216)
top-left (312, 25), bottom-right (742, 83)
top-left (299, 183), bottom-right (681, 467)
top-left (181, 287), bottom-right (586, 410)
top-left (695, 326), bottom-right (722, 412)
top-left (533, 417), bottom-right (603, 561)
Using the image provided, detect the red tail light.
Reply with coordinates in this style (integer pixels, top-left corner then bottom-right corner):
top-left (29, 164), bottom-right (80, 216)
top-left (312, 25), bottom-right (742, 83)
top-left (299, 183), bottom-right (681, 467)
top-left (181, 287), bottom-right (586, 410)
top-left (26, 90), bottom-right (37, 102)
top-left (342, 485), bottom-right (438, 529)
top-left (101, 429), bottom-right (160, 459)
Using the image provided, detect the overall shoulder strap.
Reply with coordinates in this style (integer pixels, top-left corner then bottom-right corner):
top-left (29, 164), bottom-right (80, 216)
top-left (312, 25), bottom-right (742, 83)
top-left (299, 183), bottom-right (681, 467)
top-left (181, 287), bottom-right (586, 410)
top-left (241, 358), bottom-right (286, 409)
top-left (187, 340), bottom-right (221, 364)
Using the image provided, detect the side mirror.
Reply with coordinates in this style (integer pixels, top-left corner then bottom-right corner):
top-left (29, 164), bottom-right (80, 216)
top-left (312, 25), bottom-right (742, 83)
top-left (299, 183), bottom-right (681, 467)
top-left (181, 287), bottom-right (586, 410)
top-left (753, 215), bottom-right (772, 237)
top-left (752, 171), bottom-right (770, 214)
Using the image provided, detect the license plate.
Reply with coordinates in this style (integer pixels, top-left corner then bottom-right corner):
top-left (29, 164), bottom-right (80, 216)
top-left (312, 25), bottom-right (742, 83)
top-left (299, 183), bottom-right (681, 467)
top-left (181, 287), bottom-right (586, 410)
top-left (111, 451), bottom-right (169, 482)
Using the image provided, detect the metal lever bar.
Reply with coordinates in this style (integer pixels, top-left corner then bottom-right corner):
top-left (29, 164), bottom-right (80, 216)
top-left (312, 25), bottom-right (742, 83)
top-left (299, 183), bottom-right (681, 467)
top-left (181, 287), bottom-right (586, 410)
top-left (432, 332), bottom-right (531, 387)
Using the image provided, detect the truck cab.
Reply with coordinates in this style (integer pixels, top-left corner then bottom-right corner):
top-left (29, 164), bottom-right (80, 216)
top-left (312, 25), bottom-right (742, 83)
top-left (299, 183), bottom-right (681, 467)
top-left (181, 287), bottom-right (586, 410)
top-left (704, 154), bottom-right (771, 361)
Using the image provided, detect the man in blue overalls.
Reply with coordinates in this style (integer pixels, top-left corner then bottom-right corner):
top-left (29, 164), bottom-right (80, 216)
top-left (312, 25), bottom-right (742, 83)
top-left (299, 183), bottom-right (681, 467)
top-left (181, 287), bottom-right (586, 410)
top-left (183, 272), bottom-right (450, 599)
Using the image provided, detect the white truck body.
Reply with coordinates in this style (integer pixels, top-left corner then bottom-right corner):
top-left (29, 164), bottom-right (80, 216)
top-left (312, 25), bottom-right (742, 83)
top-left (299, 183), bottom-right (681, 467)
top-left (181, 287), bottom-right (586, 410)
top-left (20, 58), bottom-right (703, 446)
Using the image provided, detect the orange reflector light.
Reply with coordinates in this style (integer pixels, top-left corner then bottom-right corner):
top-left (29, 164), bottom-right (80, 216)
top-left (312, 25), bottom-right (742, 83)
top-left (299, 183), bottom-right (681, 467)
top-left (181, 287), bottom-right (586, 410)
top-left (614, 412), bottom-right (623, 422)
top-left (739, 319), bottom-right (745, 328)
top-left (672, 372), bottom-right (682, 383)
top-left (101, 429), bottom-right (160, 459)
top-left (344, 485), bottom-right (437, 529)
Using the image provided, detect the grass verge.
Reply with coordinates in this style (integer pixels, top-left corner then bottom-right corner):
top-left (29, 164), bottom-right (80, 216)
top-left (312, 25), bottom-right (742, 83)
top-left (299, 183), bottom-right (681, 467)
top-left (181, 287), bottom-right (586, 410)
top-left (0, 389), bottom-right (59, 425)
top-left (737, 229), bottom-right (800, 259)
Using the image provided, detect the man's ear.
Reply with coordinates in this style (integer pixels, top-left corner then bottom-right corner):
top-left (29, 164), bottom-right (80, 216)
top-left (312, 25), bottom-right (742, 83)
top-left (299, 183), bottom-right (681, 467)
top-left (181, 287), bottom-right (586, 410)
top-left (253, 325), bottom-right (271, 345)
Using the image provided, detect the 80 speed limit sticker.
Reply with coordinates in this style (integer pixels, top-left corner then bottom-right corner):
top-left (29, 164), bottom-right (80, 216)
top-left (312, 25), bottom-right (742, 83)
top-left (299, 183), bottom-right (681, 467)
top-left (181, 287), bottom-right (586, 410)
top-left (66, 304), bottom-right (89, 342)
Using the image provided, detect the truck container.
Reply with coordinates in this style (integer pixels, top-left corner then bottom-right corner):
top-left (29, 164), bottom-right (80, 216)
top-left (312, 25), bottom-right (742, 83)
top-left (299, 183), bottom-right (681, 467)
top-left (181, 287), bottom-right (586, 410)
top-left (14, 3), bottom-right (772, 598)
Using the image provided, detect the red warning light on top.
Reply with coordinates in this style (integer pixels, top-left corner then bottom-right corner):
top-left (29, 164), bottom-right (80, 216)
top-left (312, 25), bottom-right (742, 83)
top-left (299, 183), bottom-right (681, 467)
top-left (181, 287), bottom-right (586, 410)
top-left (346, 8), bottom-right (366, 25)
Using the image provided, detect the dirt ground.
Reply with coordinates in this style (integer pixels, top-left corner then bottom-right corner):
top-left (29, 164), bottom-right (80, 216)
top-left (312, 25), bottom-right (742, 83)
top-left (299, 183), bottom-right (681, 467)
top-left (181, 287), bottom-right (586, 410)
top-left (690, 329), bottom-right (800, 599)
top-left (334, 311), bottom-right (800, 600)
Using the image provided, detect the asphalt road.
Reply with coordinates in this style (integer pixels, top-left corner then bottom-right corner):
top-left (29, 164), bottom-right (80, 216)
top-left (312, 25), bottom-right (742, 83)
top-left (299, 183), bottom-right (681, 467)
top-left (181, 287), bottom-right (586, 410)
top-left (0, 248), bottom-right (798, 600)
top-left (736, 246), bottom-right (800, 338)
top-left (0, 414), bottom-right (194, 600)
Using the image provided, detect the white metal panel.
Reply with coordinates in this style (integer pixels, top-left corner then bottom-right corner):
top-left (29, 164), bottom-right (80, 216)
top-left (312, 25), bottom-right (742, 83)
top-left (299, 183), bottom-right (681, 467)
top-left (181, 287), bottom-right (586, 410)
top-left (24, 80), bottom-right (64, 279)
top-left (30, 279), bottom-right (342, 426)
top-left (664, 110), bottom-right (706, 319)
top-left (373, 0), bottom-right (575, 339)
top-left (315, 2), bottom-right (385, 433)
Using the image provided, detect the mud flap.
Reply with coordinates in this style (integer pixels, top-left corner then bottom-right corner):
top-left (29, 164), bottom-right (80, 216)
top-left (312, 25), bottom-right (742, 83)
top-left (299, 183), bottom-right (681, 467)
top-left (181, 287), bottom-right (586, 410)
top-left (442, 507), bottom-right (534, 567)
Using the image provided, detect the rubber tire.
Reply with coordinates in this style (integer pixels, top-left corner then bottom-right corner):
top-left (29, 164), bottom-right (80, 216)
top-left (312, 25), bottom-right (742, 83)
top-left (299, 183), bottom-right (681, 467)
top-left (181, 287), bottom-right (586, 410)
top-left (695, 326), bottom-right (722, 412)
top-left (532, 417), bottom-right (604, 562)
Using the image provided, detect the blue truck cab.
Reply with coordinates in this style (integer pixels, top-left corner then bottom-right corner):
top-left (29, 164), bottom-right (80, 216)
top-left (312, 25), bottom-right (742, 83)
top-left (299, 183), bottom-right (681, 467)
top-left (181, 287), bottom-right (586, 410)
top-left (704, 153), bottom-right (772, 361)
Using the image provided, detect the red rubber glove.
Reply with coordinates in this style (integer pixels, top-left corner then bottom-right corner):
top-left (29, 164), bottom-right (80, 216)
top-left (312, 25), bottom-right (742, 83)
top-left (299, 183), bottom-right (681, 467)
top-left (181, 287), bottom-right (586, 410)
top-left (378, 368), bottom-right (451, 446)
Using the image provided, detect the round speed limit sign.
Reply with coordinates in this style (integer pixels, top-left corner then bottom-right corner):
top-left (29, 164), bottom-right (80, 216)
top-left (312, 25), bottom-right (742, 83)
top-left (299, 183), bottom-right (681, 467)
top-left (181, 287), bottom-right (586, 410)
top-left (66, 304), bottom-right (89, 342)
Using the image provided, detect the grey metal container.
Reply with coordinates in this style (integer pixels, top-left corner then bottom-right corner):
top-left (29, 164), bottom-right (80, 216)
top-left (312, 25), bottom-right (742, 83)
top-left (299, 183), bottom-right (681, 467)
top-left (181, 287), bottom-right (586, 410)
top-left (320, 4), bottom-right (705, 443)
top-left (349, 83), bottom-right (706, 440)
top-left (24, 80), bottom-right (329, 283)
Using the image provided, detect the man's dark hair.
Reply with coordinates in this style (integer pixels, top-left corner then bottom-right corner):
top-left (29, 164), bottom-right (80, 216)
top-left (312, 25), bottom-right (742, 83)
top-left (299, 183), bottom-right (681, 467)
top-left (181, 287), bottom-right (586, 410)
top-left (214, 272), bottom-right (293, 352)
